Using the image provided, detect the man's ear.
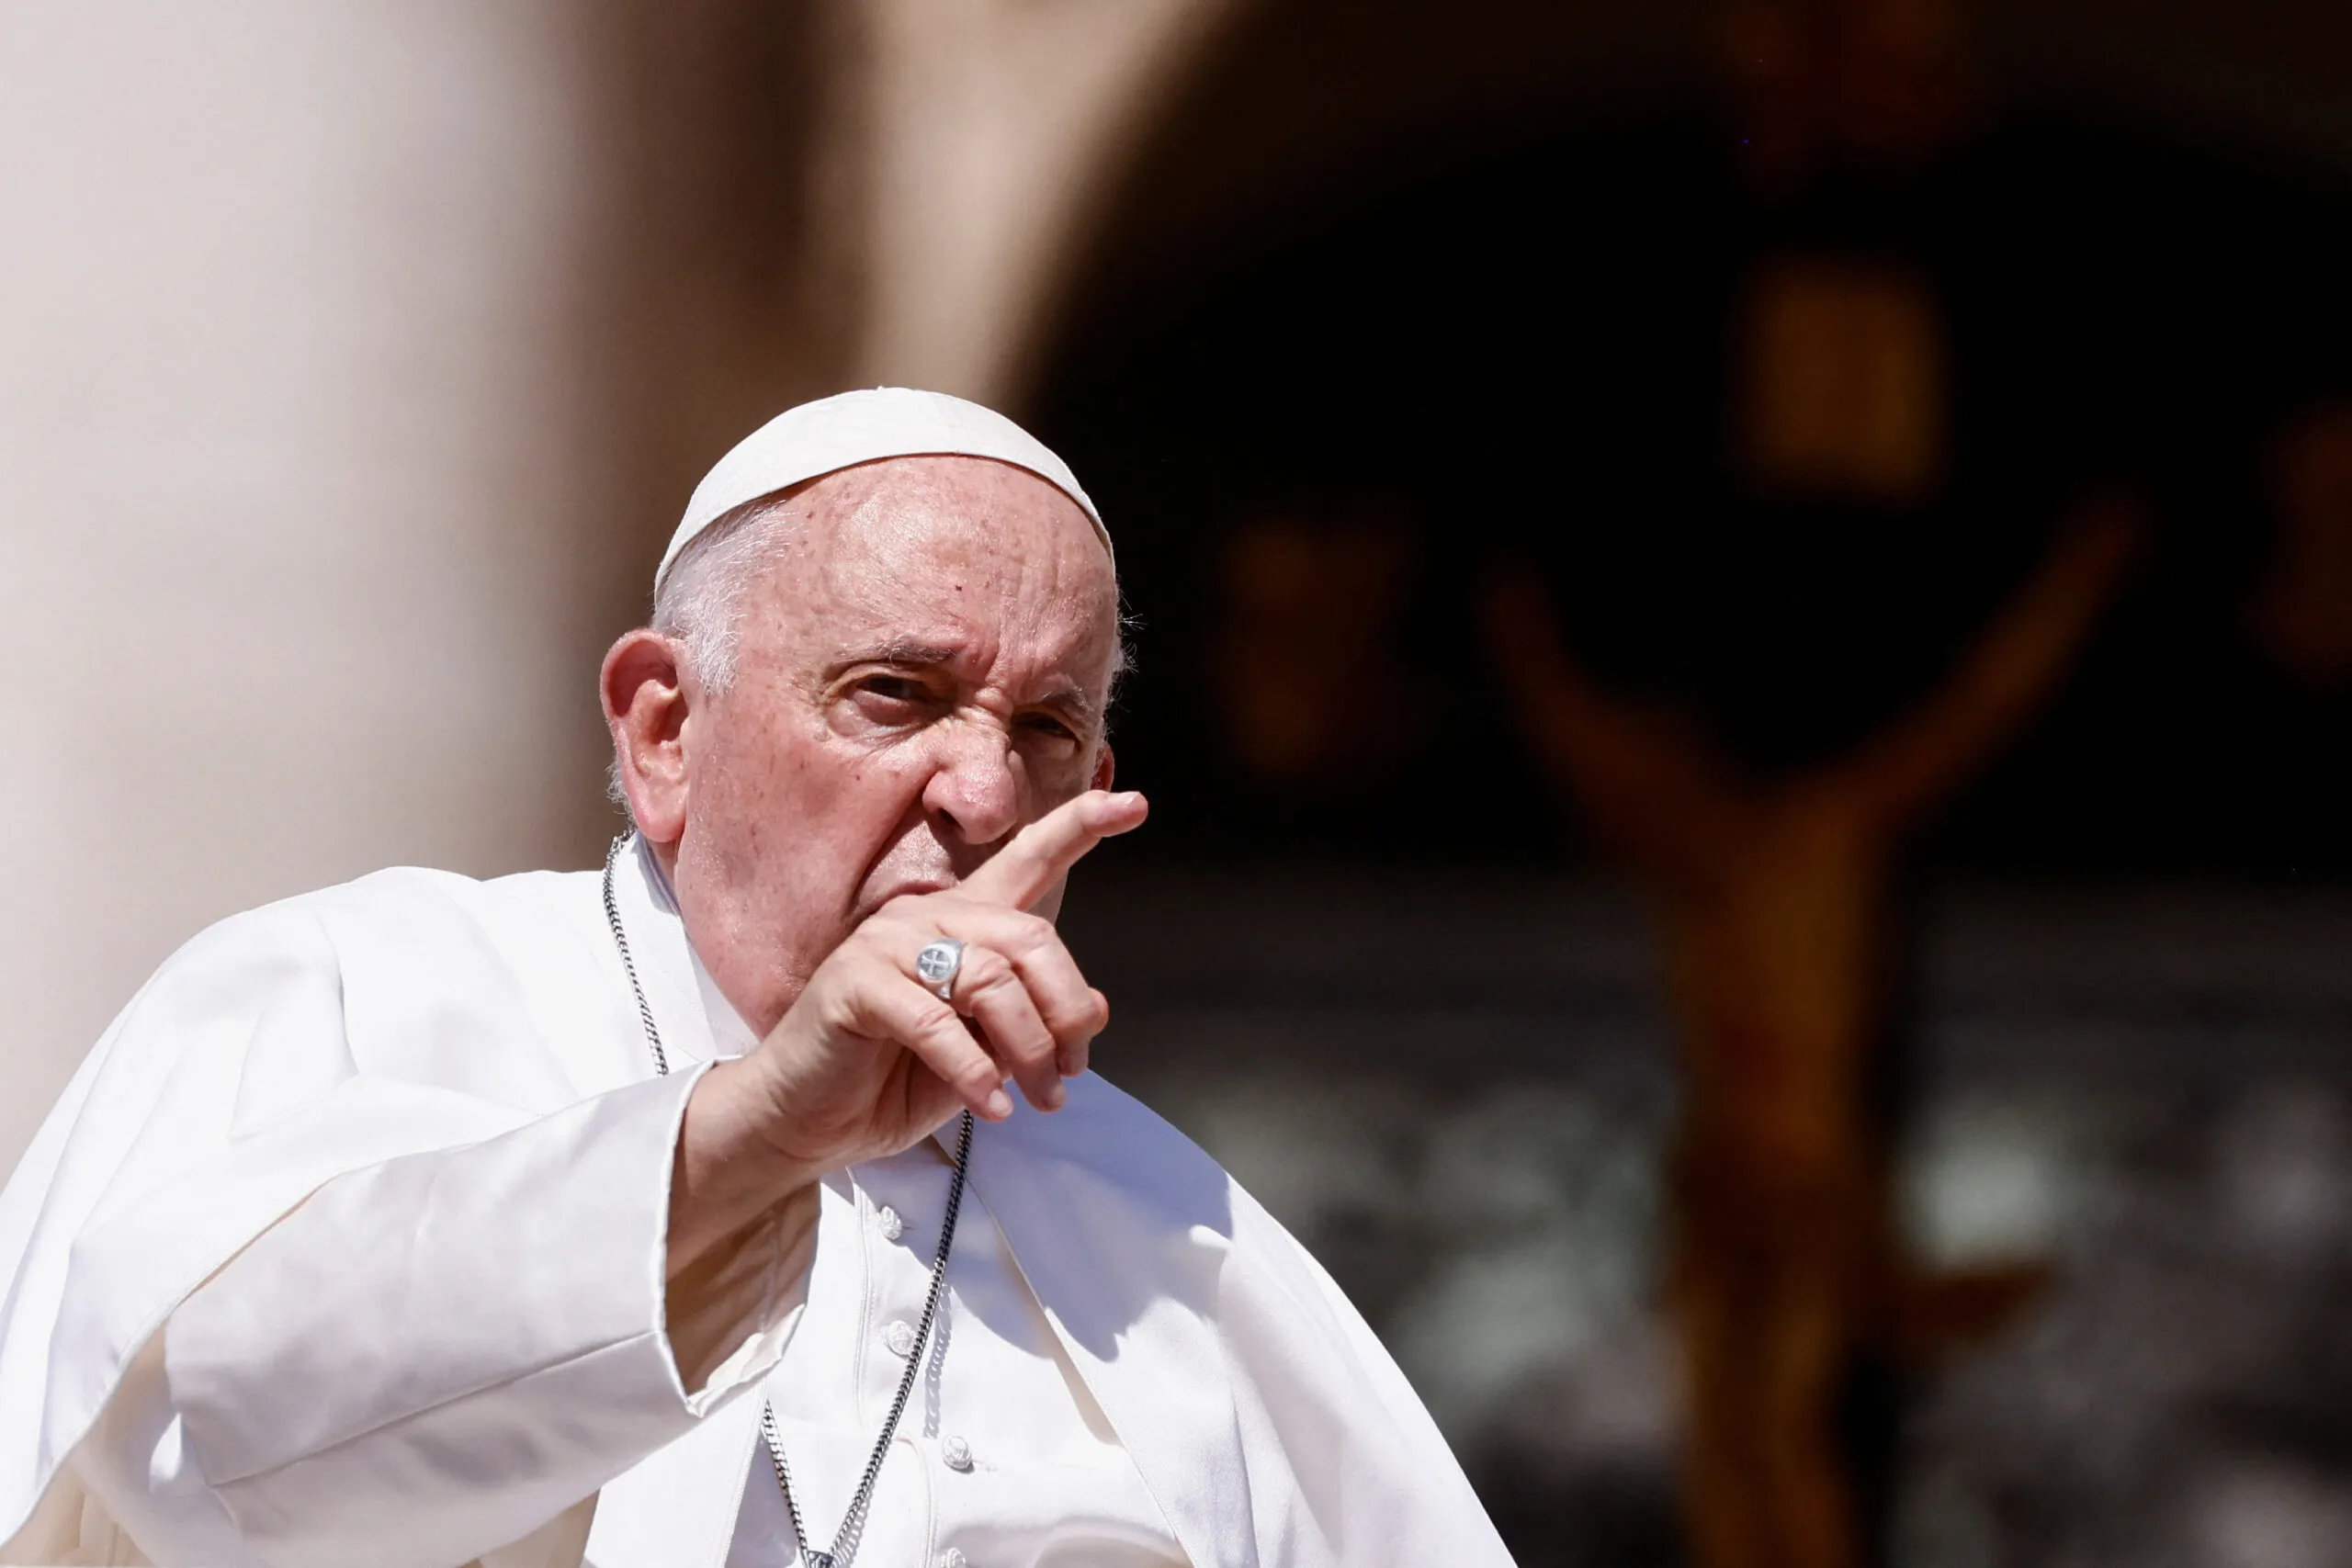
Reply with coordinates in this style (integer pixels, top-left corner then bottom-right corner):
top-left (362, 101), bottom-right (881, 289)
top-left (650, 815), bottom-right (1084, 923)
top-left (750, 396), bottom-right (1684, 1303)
top-left (1090, 741), bottom-right (1116, 794)
top-left (602, 629), bottom-right (693, 845)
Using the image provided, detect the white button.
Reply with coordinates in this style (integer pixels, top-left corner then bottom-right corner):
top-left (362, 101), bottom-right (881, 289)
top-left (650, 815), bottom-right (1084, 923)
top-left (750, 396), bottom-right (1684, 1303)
top-left (876, 1205), bottom-right (904, 1242)
top-left (942, 1435), bottom-right (973, 1472)
top-left (883, 1319), bottom-right (916, 1358)
top-left (935, 1551), bottom-right (967, 1568)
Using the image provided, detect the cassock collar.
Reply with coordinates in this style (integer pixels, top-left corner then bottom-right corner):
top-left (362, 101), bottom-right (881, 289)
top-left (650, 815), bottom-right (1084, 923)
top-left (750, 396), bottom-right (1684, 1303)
top-left (629, 840), bottom-right (762, 1061)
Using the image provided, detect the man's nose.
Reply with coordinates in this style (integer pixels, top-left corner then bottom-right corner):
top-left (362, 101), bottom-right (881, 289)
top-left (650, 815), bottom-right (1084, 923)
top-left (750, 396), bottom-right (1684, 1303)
top-left (922, 724), bottom-right (1022, 849)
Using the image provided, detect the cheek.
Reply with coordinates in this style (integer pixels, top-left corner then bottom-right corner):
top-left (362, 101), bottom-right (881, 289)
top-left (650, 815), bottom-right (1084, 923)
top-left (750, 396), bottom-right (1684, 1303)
top-left (686, 710), bottom-right (820, 873)
top-left (695, 716), bottom-right (927, 872)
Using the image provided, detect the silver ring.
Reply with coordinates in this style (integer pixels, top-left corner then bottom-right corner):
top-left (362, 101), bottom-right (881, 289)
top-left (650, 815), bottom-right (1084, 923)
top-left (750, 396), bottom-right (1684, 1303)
top-left (913, 938), bottom-right (966, 1001)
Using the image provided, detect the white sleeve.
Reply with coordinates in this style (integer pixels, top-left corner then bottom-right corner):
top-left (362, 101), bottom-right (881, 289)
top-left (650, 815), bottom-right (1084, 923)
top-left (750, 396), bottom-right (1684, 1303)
top-left (67, 1069), bottom-right (812, 1568)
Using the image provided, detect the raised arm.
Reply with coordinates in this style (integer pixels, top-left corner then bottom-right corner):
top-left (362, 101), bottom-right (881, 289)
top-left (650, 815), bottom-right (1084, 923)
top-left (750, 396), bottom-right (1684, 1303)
top-left (1836, 497), bottom-right (2143, 833)
top-left (1482, 570), bottom-right (1743, 885)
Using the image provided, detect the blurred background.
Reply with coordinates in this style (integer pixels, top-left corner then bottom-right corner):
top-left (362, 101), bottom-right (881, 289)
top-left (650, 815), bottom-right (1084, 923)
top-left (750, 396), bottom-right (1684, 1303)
top-left (4, 2), bottom-right (2350, 1564)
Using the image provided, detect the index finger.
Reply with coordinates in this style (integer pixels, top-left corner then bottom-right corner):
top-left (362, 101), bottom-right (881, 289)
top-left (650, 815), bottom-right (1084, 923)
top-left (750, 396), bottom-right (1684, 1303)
top-left (961, 790), bottom-right (1148, 911)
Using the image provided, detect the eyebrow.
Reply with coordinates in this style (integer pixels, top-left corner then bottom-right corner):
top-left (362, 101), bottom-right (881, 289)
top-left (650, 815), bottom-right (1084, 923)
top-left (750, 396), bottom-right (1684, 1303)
top-left (1034, 682), bottom-right (1103, 731)
top-left (835, 637), bottom-right (1104, 729)
top-left (838, 637), bottom-right (965, 668)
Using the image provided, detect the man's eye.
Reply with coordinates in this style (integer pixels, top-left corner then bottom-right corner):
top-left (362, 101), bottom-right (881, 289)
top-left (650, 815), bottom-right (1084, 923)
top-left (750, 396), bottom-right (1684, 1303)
top-left (859, 676), bottom-right (932, 704)
top-left (1019, 714), bottom-right (1079, 744)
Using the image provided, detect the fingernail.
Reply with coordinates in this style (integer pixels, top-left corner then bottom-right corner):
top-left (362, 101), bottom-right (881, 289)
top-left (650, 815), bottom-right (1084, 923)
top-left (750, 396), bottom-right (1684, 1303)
top-left (986, 1089), bottom-right (1013, 1120)
top-left (1044, 1083), bottom-right (1067, 1111)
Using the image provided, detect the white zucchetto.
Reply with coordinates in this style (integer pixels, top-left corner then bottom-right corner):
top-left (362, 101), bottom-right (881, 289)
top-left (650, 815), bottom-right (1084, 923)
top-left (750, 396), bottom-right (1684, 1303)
top-left (659, 387), bottom-right (1107, 589)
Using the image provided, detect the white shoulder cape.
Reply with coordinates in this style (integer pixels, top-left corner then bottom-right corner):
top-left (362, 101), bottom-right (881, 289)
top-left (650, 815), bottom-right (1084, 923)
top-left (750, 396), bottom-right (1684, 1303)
top-left (0, 854), bottom-right (1512, 1568)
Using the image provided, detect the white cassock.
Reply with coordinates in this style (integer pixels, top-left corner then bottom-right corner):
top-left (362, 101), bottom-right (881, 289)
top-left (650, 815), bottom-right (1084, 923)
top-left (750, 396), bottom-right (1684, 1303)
top-left (0, 836), bottom-right (1515, 1568)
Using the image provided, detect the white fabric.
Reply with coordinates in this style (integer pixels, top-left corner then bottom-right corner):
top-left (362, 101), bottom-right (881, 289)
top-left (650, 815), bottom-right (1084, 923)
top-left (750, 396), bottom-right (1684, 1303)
top-left (722, 1156), bottom-right (1184, 1568)
top-left (647, 854), bottom-right (1183, 1568)
top-left (660, 389), bottom-right (1107, 590)
top-left (0, 843), bottom-right (1514, 1568)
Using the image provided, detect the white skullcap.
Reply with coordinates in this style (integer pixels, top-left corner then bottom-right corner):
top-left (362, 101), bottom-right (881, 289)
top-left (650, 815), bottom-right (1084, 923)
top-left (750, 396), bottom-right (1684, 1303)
top-left (657, 387), bottom-right (1106, 591)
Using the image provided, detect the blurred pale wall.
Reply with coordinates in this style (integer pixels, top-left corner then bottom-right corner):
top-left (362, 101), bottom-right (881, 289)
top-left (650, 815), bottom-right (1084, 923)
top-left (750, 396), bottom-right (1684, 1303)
top-left (0, 2), bottom-right (635, 1164)
top-left (2, 0), bottom-right (2347, 1175)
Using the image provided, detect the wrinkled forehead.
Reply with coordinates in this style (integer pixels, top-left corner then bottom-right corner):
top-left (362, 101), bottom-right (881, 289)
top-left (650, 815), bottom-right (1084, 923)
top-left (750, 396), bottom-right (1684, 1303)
top-left (774, 456), bottom-right (1120, 657)
top-left (801, 455), bottom-right (1110, 570)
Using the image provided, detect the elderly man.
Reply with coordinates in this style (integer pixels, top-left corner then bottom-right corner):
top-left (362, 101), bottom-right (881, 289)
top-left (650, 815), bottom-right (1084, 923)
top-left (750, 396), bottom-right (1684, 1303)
top-left (0, 390), bottom-right (1511, 1568)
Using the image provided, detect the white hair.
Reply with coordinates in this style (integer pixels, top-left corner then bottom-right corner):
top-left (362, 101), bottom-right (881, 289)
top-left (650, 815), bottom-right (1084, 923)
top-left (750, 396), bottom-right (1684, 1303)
top-left (603, 495), bottom-right (798, 817)
top-left (651, 492), bottom-right (803, 696)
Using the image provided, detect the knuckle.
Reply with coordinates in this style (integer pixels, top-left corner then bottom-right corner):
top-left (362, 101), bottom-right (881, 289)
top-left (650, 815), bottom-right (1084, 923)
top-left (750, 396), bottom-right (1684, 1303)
top-left (1052, 973), bottom-right (1107, 1018)
top-left (878, 890), bottom-right (938, 920)
top-left (1042, 994), bottom-right (1103, 1040)
top-left (963, 950), bottom-right (1019, 992)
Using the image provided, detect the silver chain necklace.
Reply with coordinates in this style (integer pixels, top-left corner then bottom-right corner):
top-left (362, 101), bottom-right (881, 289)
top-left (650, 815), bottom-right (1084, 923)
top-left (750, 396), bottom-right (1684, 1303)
top-left (604, 834), bottom-right (974, 1568)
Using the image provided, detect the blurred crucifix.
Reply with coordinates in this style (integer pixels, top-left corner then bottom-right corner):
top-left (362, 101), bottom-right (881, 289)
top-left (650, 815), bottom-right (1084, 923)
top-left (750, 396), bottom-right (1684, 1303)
top-left (1483, 501), bottom-right (2139, 1568)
